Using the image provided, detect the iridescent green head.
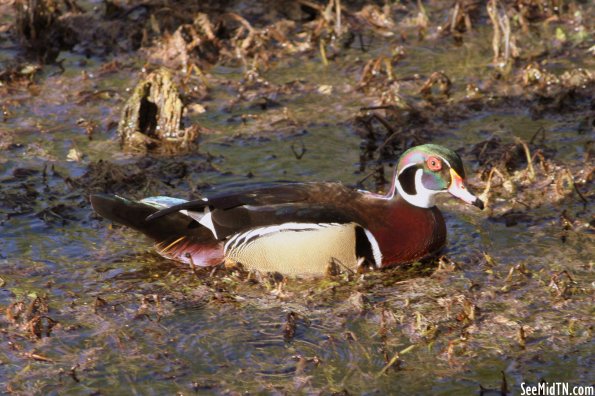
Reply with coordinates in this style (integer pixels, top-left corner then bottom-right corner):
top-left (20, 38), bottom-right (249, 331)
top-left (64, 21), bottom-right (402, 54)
top-left (394, 144), bottom-right (483, 209)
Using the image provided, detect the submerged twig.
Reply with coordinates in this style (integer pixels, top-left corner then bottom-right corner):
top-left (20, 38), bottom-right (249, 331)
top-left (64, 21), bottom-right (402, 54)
top-left (185, 252), bottom-right (200, 277)
top-left (487, 0), bottom-right (514, 68)
top-left (319, 38), bottom-right (329, 66)
top-left (335, 0), bottom-right (342, 36)
top-left (376, 351), bottom-right (401, 377)
top-left (515, 138), bottom-right (535, 181)
top-left (290, 140), bottom-right (307, 160)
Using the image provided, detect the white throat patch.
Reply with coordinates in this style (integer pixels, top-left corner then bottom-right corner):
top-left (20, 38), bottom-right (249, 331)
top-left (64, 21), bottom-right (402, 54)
top-left (396, 167), bottom-right (441, 208)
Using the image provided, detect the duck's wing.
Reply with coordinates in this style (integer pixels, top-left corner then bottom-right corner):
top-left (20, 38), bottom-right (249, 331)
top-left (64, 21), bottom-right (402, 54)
top-left (144, 182), bottom-right (315, 220)
top-left (145, 182), bottom-right (363, 240)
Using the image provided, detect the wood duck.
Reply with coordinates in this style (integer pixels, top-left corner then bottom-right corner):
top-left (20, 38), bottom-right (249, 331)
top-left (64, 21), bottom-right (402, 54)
top-left (91, 144), bottom-right (484, 276)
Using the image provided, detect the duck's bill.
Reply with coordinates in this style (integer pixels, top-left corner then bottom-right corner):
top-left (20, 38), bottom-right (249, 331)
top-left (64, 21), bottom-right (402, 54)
top-left (448, 169), bottom-right (484, 210)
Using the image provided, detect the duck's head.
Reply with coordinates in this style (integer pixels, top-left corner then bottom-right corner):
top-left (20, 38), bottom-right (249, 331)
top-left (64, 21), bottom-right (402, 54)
top-left (394, 144), bottom-right (484, 209)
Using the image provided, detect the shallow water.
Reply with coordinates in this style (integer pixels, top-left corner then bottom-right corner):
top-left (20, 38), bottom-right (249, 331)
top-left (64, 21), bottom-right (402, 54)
top-left (0, 3), bottom-right (593, 395)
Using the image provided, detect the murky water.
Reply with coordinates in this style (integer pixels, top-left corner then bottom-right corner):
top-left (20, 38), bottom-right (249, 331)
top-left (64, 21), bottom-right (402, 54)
top-left (1, 3), bottom-right (593, 394)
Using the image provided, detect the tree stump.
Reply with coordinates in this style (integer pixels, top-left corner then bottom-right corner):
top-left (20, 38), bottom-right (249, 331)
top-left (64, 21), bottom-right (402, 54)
top-left (118, 68), bottom-right (199, 154)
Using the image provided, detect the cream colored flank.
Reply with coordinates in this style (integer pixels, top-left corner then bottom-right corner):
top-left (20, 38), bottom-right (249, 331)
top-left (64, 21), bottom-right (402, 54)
top-left (224, 223), bottom-right (361, 276)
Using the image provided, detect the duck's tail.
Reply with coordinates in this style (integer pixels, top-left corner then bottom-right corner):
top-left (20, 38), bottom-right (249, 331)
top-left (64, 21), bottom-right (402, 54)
top-left (91, 194), bottom-right (184, 240)
top-left (90, 194), bottom-right (224, 266)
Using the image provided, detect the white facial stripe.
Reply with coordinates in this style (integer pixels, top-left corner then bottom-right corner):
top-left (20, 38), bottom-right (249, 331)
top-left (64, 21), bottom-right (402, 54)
top-left (396, 168), bottom-right (442, 208)
top-left (399, 155), bottom-right (450, 173)
top-left (398, 162), bottom-right (417, 176)
top-left (363, 228), bottom-right (383, 267)
top-left (441, 156), bottom-right (451, 168)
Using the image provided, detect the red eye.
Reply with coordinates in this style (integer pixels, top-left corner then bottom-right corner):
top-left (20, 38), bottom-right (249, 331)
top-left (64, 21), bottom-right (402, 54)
top-left (427, 156), bottom-right (442, 171)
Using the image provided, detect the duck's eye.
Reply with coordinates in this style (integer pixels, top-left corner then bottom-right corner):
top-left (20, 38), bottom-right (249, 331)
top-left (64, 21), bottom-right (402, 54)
top-left (427, 156), bottom-right (442, 171)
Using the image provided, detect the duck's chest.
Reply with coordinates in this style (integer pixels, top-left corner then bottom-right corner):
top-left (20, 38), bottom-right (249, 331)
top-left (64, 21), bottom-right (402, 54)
top-left (364, 203), bottom-right (446, 266)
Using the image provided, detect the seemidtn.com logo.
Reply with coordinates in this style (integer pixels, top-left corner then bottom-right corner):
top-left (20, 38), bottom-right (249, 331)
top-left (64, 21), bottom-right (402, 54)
top-left (520, 382), bottom-right (594, 396)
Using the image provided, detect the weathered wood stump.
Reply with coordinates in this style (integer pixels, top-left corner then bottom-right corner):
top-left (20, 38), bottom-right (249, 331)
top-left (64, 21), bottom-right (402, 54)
top-left (118, 68), bottom-right (199, 154)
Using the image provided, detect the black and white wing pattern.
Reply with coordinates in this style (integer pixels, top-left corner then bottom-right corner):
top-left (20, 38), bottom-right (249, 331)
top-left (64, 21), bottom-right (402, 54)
top-left (146, 182), bottom-right (365, 240)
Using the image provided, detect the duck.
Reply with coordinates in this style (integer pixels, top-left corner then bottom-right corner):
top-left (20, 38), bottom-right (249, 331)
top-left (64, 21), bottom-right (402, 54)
top-left (90, 144), bottom-right (484, 276)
